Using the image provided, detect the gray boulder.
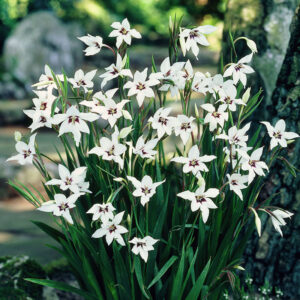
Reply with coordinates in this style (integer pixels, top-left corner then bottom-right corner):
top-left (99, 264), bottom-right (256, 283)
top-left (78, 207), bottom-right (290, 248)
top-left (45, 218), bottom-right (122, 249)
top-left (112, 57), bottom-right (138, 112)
top-left (3, 11), bottom-right (83, 91)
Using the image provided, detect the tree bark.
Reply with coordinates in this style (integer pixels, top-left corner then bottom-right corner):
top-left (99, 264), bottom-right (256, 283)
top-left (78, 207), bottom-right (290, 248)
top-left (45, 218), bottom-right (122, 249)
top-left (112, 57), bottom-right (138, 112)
top-left (222, 1), bottom-right (300, 299)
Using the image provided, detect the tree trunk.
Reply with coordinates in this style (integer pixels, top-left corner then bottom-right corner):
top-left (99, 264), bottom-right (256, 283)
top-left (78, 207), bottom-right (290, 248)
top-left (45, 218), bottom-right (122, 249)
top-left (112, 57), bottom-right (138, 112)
top-left (222, 1), bottom-right (300, 299)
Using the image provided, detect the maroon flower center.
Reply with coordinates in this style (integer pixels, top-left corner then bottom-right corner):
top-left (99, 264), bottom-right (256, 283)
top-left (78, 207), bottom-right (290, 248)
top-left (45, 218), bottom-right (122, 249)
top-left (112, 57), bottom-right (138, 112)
top-left (231, 180), bottom-right (238, 186)
top-left (40, 102), bottom-right (47, 110)
top-left (136, 242), bottom-right (146, 248)
top-left (111, 67), bottom-right (119, 75)
top-left (99, 206), bottom-right (109, 213)
top-left (141, 186), bottom-right (151, 195)
top-left (120, 27), bottom-right (128, 35)
top-left (78, 79), bottom-right (87, 86)
top-left (108, 108), bottom-right (117, 115)
top-left (212, 112), bottom-right (221, 118)
top-left (136, 83), bottom-right (146, 90)
top-left (195, 196), bottom-right (206, 203)
top-left (40, 116), bottom-right (47, 123)
top-left (224, 96), bottom-right (233, 104)
top-left (65, 177), bottom-right (73, 185)
top-left (158, 117), bottom-right (168, 126)
top-left (106, 146), bottom-right (115, 156)
top-left (249, 160), bottom-right (257, 167)
top-left (189, 159), bottom-right (199, 167)
top-left (59, 203), bottom-right (69, 211)
top-left (181, 122), bottom-right (191, 131)
top-left (68, 116), bottom-right (80, 124)
top-left (109, 224), bottom-right (117, 233)
top-left (273, 131), bottom-right (282, 139)
top-left (23, 149), bottom-right (32, 159)
top-left (234, 63), bottom-right (243, 72)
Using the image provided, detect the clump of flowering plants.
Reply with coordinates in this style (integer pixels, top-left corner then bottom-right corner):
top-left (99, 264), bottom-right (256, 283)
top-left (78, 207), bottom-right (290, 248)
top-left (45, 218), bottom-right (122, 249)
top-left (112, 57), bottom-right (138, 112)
top-left (7, 17), bottom-right (298, 299)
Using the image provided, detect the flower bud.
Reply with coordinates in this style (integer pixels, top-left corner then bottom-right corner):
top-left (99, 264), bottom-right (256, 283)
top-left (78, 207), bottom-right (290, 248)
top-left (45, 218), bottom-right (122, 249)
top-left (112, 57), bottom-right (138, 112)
top-left (122, 110), bottom-right (132, 120)
top-left (196, 174), bottom-right (205, 187)
top-left (179, 28), bottom-right (186, 57)
top-left (169, 16), bottom-right (173, 32)
top-left (119, 126), bottom-right (132, 139)
top-left (14, 131), bottom-right (22, 142)
top-left (245, 38), bottom-right (258, 53)
top-left (242, 87), bottom-right (251, 103)
top-left (194, 104), bottom-right (199, 118)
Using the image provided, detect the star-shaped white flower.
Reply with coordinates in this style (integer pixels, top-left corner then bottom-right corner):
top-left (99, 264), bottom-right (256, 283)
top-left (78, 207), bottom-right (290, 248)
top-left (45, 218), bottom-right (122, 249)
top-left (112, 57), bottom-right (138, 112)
top-left (38, 193), bottom-right (81, 224)
top-left (33, 65), bottom-right (64, 90)
top-left (124, 68), bottom-right (159, 107)
top-left (99, 53), bottom-right (132, 88)
top-left (92, 211), bottom-right (128, 246)
top-left (46, 164), bottom-right (90, 194)
top-left (262, 209), bottom-right (293, 237)
top-left (150, 57), bottom-right (185, 97)
top-left (171, 145), bottom-right (216, 175)
top-left (226, 173), bottom-right (248, 200)
top-left (133, 136), bottom-right (159, 159)
top-left (92, 98), bottom-right (130, 127)
top-left (52, 106), bottom-right (99, 146)
top-left (177, 183), bottom-right (218, 222)
top-left (109, 18), bottom-right (141, 48)
top-left (88, 127), bottom-right (127, 169)
top-left (80, 88), bottom-right (118, 112)
top-left (216, 123), bottom-right (251, 147)
top-left (238, 147), bottom-right (268, 184)
top-left (192, 72), bottom-right (210, 95)
top-left (127, 175), bottom-right (165, 206)
top-left (180, 25), bottom-right (216, 57)
top-left (148, 107), bottom-right (175, 139)
top-left (223, 53), bottom-right (254, 87)
top-left (87, 203), bottom-right (115, 222)
top-left (68, 69), bottom-right (97, 93)
top-left (174, 115), bottom-right (195, 145)
top-left (261, 119), bottom-right (299, 149)
top-left (7, 133), bottom-right (37, 165)
top-left (78, 34), bottom-right (104, 56)
top-left (129, 236), bottom-right (159, 262)
top-left (201, 104), bottom-right (228, 132)
top-left (217, 84), bottom-right (245, 111)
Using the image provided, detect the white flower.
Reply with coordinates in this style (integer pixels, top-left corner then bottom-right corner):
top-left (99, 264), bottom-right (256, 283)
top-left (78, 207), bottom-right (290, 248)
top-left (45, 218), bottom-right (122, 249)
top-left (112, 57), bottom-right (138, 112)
top-left (174, 115), bottom-right (195, 145)
top-left (52, 106), bottom-right (99, 146)
top-left (223, 53), bottom-right (254, 87)
top-left (93, 98), bottom-right (130, 127)
top-left (177, 183), bottom-right (218, 222)
top-left (223, 145), bottom-right (252, 170)
top-left (217, 84), bottom-right (245, 111)
top-left (7, 133), bottom-right (36, 165)
top-left (180, 25), bottom-right (216, 57)
top-left (133, 136), bottom-right (159, 159)
top-left (127, 175), bottom-right (165, 206)
top-left (99, 53), bottom-right (132, 88)
top-left (244, 38), bottom-right (257, 53)
top-left (148, 107), bottom-right (175, 139)
top-left (210, 74), bottom-right (234, 95)
top-left (150, 57), bottom-right (185, 97)
top-left (38, 193), bottom-right (81, 224)
top-left (263, 209), bottom-right (293, 237)
top-left (88, 127), bottom-right (126, 169)
top-left (171, 145), bottom-right (216, 176)
top-left (201, 104), bottom-right (228, 131)
top-left (124, 68), bottom-right (159, 107)
top-left (78, 34), bottom-right (104, 56)
top-left (92, 211), bottom-right (128, 246)
top-left (87, 203), bottom-right (115, 222)
top-left (33, 65), bottom-right (64, 90)
top-left (238, 147), bottom-right (268, 184)
top-left (129, 236), bottom-right (158, 262)
top-left (24, 109), bottom-right (54, 132)
top-left (226, 173), bottom-right (248, 200)
top-left (46, 164), bottom-right (90, 194)
top-left (80, 88), bottom-right (118, 111)
top-left (192, 72), bottom-right (209, 94)
top-left (261, 119), bottom-right (299, 149)
top-left (109, 18), bottom-right (141, 48)
top-left (216, 123), bottom-right (251, 147)
top-left (68, 69), bottom-right (97, 93)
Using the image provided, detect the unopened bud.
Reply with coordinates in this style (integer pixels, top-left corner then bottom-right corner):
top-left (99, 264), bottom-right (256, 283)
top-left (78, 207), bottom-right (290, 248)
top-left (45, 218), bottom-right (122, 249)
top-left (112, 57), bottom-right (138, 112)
top-left (245, 38), bottom-right (258, 53)
top-left (242, 87), bottom-right (251, 103)
top-left (14, 131), bottom-right (22, 142)
top-left (169, 16), bottom-right (173, 32)
top-left (194, 104), bottom-right (199, 118)
top-left (179, 28), bottom-right (186, 57)
top-left (119, 126), bottom-right (132, 139)
top-left (196, 174), bottom-right (205, 187)
top-left (122, 110), bottom-right (132, 121)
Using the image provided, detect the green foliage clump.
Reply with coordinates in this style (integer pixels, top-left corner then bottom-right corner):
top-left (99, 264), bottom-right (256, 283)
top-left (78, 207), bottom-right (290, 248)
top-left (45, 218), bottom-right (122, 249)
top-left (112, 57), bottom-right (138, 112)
top-left (0, 256), bottom-right (46, 300)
